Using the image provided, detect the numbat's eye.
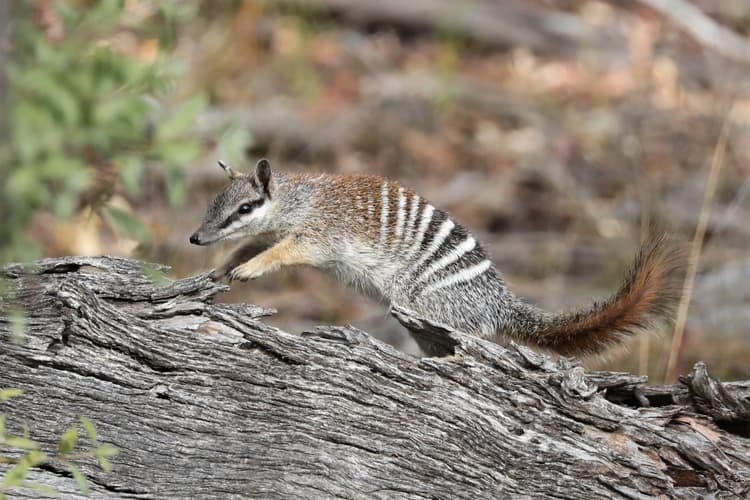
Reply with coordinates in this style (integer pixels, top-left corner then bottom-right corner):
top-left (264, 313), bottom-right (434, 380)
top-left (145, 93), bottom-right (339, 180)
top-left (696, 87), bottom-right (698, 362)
top-left (238, 203), bottom-right (253, 214)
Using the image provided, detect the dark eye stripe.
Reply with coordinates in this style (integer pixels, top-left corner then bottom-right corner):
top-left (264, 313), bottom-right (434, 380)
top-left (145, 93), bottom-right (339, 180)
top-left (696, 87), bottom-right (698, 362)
top-left (219, 213), bottom-right (237, 229)
top-left (219, 199), bottom-right (264, 229)
top-left (240, 199), bottom-right (263, 212)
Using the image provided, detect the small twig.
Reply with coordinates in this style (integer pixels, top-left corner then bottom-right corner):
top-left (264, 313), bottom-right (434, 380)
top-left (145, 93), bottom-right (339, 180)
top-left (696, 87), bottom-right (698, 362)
top-left (664, 106), bottom-right (733, 382)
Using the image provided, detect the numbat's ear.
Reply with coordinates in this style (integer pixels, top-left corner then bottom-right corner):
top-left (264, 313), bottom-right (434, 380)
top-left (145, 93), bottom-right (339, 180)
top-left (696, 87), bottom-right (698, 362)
top-left (218, 160), bottom-right (243, 179)
top-left (254, 158), bottom-right (272, 197)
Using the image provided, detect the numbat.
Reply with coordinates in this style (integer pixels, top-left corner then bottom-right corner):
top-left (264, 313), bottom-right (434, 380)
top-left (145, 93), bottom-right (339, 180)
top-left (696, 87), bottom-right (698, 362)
top-left (190, 159), bottom-right (684, 356)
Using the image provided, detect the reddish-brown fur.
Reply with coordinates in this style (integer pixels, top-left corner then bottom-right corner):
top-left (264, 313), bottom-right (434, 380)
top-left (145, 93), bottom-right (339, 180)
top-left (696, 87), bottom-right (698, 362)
top-left (532, 232), bottom-right (685, 356)
top-left (289, 173), bottom-right (420, 248)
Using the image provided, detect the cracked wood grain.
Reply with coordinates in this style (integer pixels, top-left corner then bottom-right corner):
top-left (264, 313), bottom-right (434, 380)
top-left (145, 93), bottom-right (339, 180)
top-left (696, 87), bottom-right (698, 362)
top-left (1, 256), bottom-right (748, 499)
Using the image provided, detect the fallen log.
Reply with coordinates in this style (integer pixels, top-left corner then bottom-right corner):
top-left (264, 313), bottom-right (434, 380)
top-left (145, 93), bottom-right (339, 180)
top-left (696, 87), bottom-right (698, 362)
top-left (278, 0), bottom-right (626, 58)
top-left (0, 256), bottom-right (748, 498)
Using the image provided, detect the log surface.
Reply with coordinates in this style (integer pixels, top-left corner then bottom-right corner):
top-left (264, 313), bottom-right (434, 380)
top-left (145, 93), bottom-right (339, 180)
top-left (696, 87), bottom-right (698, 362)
top-left (0, 256), bottom-right (749, 499)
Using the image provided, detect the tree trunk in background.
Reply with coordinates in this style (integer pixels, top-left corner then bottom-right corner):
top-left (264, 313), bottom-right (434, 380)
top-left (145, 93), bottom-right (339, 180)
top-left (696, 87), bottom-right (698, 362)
top-left (0, 0), bottom-right (9, 153)
top-left (0, 1), bottom-right (12, 253)
top-left (0, 0), bottom-right (8, 123)
top-left (1, 256), bottom-right (749, 498)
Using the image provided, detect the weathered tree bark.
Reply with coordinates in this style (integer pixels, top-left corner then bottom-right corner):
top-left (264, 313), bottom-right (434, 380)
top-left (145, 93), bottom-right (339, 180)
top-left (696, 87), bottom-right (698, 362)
top-left (0, 256), bottom-right (748, 499)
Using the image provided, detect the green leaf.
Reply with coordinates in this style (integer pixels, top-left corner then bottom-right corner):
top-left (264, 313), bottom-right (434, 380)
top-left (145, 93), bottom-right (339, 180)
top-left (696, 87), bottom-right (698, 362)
top-left (0, 389), bottom-right (23, 401)
top-left (27, 70), bottom-right (81, 126)
top-left (6, 166), bottom-right (48, 207)
top-left (2, 461), bottom-right (29, 487)
top-left (25, 451), bottom-right (48, 467)
top-left (95, 443), bottom-right (119, 459)
top-left (140, 264), bottom-right (172, 287)
top-left (102, 205), bottom-right (153, 243)
top-left (93, 94), bottom-right (150, 137)
top-left (9, 311), bottom-right (27, 344)
top-left (5, 437), bottom-right (39, 450)
top-left (58, 427), bottom-right (78, 455)
top-left (53, 192), bottom-right (77, 219)
top-left (157, 140), bottom-right (201, 166)
top-left (79, 417), bottom-right (97, 445)
top-left (118, 156), bottom-right (145, 197)
top-left (87, 0), bottom-right (124, 30)
top-left (163, 163), bottom-right (187, 207)
top-left (218, 126), bottom-right (253, 166)
top-left (11, 101), bottom-right (49, 163)
top-left (157, 94), bottom-right (207, 141)
top-left (97, 456), bottom-right (112, 473)
top-left (0, 415), bottom-right (5, 437)
top-left (40, 154), bottom-right (85, 181)
top-left (65, 167), bottom-right (92, 194)
top-left (67, 464), bottom-right (89, 496)
top-left (55, 0), bottom-right (80, 27)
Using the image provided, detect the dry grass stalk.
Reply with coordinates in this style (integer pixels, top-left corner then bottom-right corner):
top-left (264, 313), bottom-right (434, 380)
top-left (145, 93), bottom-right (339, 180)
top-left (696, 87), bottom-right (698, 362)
top-left (663, 108), bottom-right (733, 382)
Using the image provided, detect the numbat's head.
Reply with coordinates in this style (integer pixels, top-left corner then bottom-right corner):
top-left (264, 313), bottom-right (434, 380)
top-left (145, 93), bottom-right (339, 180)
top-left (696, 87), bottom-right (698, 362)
top-left (189, 159), bottom-right (274, 245)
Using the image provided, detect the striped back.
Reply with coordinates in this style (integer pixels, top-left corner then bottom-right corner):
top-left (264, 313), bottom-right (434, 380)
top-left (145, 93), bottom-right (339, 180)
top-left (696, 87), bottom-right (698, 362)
top-left (370, 179), bottom-right (495, 297)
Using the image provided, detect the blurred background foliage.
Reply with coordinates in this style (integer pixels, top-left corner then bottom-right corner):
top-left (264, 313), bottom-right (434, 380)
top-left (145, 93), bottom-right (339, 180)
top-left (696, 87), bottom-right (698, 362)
top-left (1, 0), bottom-right (749, 381)
top-left (0, 0), bottom-right (248, 262)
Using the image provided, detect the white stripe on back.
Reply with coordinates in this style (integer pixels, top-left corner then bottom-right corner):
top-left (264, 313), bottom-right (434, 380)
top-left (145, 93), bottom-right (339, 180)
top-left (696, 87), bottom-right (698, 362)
top-left (413, 218), bottom-right (455, 270)
top-left (367, 194), bottom-right (374, 220)
top-left (404, 204), bottom-right (435, 260)
top-left (379, 182), bottom-right (390, 246)
top-left (393, 187), bottom-right (407, 245)
top-left (402, 194), bottom-right (420, 249)
top-left (417, 236), bottom-right (476, 284)
top-left (420, 260), bottom-right (492, 295)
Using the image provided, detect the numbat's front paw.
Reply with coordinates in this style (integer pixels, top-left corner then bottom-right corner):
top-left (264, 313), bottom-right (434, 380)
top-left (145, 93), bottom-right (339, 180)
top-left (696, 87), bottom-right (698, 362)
top-left (228, 262), bottom-right (265, 282)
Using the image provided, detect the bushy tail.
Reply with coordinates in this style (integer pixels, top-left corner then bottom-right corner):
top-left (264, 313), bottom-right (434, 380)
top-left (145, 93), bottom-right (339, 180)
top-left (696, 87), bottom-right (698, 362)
top-left (511, 232), bottom-right (686, 357)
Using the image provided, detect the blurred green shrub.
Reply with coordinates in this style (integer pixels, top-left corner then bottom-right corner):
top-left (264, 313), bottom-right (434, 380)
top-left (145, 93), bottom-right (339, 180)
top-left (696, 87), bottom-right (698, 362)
top-left (0, 0), bottom-right (206, 263)
top-left (1, 388), bottom-right (118, 498)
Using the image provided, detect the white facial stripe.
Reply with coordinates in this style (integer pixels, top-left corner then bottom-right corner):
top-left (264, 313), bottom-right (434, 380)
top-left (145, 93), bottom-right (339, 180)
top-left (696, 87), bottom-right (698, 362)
top-left (393, 188), bottom-right (407, 244)
top-left (413, 218), bottom-right (455, 269)
top-left (243, 201), bottom-right (269, 223)
top-left (220, 219), bottom-right (246, 236)
top-left (420, 260), bottom-right (492, 295)
top-left (404, 204), bottom-right (434, 260)
top-left (417, 236), bottom-right (476, 284)
top-left (379, 182), bottom-right (389, 246)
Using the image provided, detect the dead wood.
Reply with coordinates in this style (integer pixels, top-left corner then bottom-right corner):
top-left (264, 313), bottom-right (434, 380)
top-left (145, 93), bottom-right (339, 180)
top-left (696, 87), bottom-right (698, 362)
top-left (1, 256), bottom-right (749, 499)
top-left (279, 0), bottom-right (626, 58)
top-left (637, 0), bottom-right (750, 64)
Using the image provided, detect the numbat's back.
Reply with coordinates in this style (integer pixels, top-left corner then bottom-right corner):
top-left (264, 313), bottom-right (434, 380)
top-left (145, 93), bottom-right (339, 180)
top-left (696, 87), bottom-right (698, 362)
top-left (191, 159), bottom-right (685, 356)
